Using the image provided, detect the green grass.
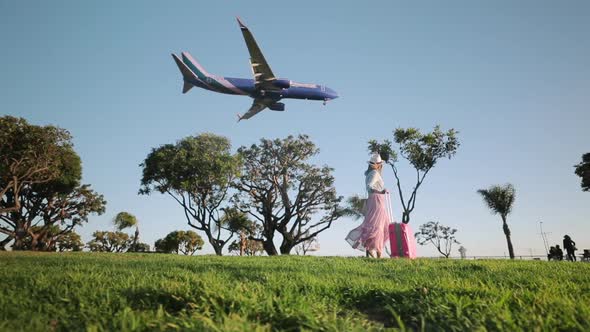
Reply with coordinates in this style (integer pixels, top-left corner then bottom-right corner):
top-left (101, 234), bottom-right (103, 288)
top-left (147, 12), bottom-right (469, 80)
top-left (1, 253), bottom-right (589, 331)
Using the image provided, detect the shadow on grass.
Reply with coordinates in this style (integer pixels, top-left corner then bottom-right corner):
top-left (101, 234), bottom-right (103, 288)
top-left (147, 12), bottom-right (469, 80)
top-left (123, 287), bottom-right (317, 330)
top-left (343, 287), bottom-right (429, 329)
top-left (123, 288), bottom-right (198, 314)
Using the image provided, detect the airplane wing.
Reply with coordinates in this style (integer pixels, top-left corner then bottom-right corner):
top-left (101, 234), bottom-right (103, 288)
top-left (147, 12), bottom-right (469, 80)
top-left (236, 17), bottom-right (278, 90)
top-left (238, 98), bottom-right (274, 121)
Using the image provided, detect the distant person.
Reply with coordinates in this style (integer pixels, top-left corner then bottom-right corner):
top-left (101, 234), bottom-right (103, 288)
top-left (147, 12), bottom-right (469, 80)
top-left (563, 235), bottom-right (577, 261)
top-left (548, 246), bottom-right (563, 261)
top-left (548, 246), bottom-right (556, 261)
top-left (345, 154), bottom-right (390, 258)
top-left (554, 245), bottom-right (564, 261)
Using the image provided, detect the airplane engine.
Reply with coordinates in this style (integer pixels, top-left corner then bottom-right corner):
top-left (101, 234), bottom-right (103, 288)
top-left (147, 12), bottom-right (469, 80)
top-left (272, 79), bottom-right (291, 89)
top-left (268, 102), bottom-right (285, 111)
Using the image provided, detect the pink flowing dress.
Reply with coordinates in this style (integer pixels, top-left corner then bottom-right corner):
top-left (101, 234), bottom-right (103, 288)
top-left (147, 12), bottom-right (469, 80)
top-left (345, 170), bottom-right (390, 253)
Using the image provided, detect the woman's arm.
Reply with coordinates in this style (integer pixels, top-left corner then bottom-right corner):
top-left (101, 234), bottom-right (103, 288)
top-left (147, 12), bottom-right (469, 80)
top-left (366, 170), bottom-right (387, 194)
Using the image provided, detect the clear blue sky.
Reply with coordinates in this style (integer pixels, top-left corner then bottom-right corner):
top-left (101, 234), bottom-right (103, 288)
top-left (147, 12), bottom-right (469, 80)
top-left (1, 1), bottom-right (588, 257)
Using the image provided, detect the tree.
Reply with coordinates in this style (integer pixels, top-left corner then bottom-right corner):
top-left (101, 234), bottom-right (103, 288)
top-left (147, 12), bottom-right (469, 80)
top-left (228, 238), bottom-right (264, 256)
top-left (21, 225), bottom-right (59, 250)
top-left (55, 231), bottom-right (84, 252)
top-left (155, 231), bottom-right (180, 254)
top-left (132, 242), bottom-right (150, 252)
top-left (1, 137), bottom-right (106, 250)
top-left (369, 125), bottom-right (459, 224)
top-left (574, 153), bottom-right (590, 192)
top-left (227, 241), bottom-right (240, 255)
top-left (24, 227), bottom-right (85, 252)
top-left (233, 135), bottom-right (344, 255)
top-left (140, 133), bottom-right (241, 256)
top-left (87, 231), bottom-right (131, 253)
top-left (178, 231), bottom-right (204, 255)
top-left (458, 246), bottom-right (467, 259)
top-left (222, 208), bottom-right (265, 256)
top-left (154, 238), bottom-right (173, 253)
top-left (113, 212), bottom-right (140, 252)
top-left (220, 207), bottom-right (261, 256)
top-left (415, 221), bottom-right (459, 258)
top-left (154, 230), bottom-right (204, 255)
top-left (477, 184), bottom-right (516, 259)
top-left (1, 116), bottom-right (71, 215)
top-left (21, 225), bottom-right (84, 252)
top-left (294, 235), bottom-right (320, 255)
top-left (342, 195), bottom-right (366, 221)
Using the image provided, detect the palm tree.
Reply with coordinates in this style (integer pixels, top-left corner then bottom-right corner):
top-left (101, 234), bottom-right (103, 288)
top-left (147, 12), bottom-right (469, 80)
top-left (477, 184), bottom-right (516, 259)
top-left (574, 152), bottom-right (590, 192)
top-left (113, 212), bottom-right (139, 251)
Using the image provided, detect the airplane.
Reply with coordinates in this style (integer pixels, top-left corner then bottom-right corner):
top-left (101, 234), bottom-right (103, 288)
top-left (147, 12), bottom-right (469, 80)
top-left (171, 17), bottom-right (339, 121)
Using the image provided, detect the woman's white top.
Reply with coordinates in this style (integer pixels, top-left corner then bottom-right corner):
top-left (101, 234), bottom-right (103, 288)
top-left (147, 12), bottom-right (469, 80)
top-left (365, 170), bottom-right (385, 193)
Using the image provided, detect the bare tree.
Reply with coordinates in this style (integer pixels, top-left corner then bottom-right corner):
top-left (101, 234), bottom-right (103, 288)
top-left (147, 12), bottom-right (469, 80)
top-left (294, 235), bottom-right (320, 255)
top-left (415, 221), bottom-right (460, 258)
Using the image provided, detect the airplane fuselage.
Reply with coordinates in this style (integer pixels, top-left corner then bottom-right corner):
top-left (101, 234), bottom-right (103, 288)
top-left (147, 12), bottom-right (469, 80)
top-left (185, 75), bottom-right (338, 102)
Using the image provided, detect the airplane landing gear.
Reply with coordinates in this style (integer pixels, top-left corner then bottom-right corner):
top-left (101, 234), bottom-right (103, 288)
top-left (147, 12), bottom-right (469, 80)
top-left (323, 99), bottom-right (327, 106)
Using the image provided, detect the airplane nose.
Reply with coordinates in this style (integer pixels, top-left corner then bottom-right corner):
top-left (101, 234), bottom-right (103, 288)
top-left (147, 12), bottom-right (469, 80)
top-left (327, 88), bottom-right (339, 99)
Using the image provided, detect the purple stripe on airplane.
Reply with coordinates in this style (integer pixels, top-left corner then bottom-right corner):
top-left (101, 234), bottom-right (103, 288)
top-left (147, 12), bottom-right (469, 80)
top-left (215, 76), bottom-right (248, 95)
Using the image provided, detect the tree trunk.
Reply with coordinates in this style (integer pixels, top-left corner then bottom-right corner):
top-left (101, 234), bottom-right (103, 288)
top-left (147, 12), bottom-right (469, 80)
top-left (203, 230), bottom-right (224, 256)
top-left (239, 232), bottom-right (246, 256)
top-left (502, 217), bottom-right (515, 259)
top-left (212, 244), bottom-right (223, 256)
top-left (279, 240), bottom-right (295, 255)
top-left (262, 239), bottom-right (278, 256)
top-left (0, 236), bottom-right (13, 251)
top-left (13, 224), bottom-right (27, 250)
top-left (208, 237), bottom-right (223, 256)
top-left (132, 226), bottom-right (139, 252)
top-left (30, 234), bottom-right (40, 251)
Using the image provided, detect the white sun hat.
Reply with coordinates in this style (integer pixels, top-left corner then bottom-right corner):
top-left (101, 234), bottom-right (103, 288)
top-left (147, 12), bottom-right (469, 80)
top-left (368, 153), bottom-right (383, 164)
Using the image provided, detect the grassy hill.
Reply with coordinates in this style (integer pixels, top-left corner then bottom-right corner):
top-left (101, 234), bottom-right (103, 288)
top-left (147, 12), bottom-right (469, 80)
top-left (1, 252), bottom-right (589, 331)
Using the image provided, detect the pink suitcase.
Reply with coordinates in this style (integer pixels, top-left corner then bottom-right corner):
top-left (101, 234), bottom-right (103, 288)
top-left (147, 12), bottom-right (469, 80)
top-left (389, 223), bottom-right (417, 258)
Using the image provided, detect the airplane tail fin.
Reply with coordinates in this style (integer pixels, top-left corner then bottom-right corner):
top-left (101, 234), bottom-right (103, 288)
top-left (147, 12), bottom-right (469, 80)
top-left (172, 53), bottom-right (197, 94)
top-left (181, 52), bottom-right (211, 80)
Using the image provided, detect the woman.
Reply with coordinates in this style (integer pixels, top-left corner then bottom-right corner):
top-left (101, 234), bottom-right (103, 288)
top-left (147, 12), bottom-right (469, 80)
top-left (345, 154), bottom-right (391, 258)
top-left (563, 235), bottom-right (577, 262)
